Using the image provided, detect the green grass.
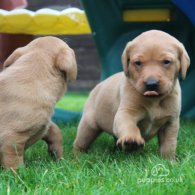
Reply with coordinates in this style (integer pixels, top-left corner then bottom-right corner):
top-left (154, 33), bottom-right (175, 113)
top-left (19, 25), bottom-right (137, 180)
top-left (0, 121), bottom-right (194, 194)
top-left (0, 93), bottom-right (194, 194)
top-left (55, 92), bottom-right (89, 112)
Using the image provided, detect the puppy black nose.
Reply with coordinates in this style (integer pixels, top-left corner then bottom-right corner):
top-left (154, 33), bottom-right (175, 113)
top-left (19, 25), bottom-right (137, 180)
top-left (145, 80), bottom-right (159, 91)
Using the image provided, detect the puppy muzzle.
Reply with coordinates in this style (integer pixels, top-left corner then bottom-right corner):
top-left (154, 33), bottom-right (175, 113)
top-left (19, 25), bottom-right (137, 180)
top-left (144, 80), bottom-right (160, 96)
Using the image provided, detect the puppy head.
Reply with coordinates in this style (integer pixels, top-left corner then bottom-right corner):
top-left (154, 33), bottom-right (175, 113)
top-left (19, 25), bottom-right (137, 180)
top-left (3, 37), bottom-right (77, 82)
top-left (31, 36), bottom-right (77, 82)
top-left (122, 30), bottom-right (190, 97)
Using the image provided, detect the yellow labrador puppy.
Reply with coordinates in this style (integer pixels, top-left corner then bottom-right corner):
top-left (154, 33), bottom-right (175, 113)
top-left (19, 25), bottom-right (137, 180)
top-left (0, 36), bottom-right (77, 169)
top-left (74, 30), bottom-right (190, 160)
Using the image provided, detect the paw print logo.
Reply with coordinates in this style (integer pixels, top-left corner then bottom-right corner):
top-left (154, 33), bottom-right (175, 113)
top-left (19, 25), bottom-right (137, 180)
top-left (151, 164), bottom-right (170, 177)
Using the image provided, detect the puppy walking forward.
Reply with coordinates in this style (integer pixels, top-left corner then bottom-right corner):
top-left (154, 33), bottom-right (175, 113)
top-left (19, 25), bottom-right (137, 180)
top-left (74, 30), bottom-right (190, 160)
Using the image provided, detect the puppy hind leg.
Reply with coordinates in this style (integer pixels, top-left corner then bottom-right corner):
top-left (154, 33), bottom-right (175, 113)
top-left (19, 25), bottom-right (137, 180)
top-left (158, 119), bottom-right (179, 161)
top-left (1, 140), bottom-right (24, 170)
top-left (42, 122), bottom-right (63, 160)
top-left (74, 119), bottom-right (101, 152)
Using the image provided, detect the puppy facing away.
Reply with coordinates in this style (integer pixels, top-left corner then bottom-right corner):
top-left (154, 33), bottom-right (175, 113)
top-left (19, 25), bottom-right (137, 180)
top-left (0, 36), bottom-right (77, 169)
top-left (74, 30), bottom-right (190, 160)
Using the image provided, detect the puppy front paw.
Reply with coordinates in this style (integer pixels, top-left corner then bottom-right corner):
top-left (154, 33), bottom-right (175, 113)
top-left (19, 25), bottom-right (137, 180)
top-left (117, 135), bottom-right (145, 151)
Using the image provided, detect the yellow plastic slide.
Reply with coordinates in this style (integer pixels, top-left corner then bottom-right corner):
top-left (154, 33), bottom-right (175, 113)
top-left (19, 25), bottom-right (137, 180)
top-left (0, 8), bottom-right (91, 35)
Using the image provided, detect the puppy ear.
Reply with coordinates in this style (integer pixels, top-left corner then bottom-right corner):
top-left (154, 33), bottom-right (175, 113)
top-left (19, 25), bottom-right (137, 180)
top-left (121, 42), bottom-right (132, 77)
top-left (178, 43), bottom-right (190, 80)
top-left (56, 47), bottom-right (77, 81)
top-left (3, 48), bottom-right (22, 69)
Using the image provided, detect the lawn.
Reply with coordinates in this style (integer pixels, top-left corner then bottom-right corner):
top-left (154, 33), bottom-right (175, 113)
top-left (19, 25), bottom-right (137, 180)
top-left (0, 92), bottom-right (194, 195)
top-left (55, 91), bottom-right (89, 112)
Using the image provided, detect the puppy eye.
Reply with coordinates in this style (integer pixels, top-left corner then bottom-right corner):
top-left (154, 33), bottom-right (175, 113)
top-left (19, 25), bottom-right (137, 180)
top-left (134, 60), bottom-right (142, 66)
top-left (163, 60), bottom-right (171, 66)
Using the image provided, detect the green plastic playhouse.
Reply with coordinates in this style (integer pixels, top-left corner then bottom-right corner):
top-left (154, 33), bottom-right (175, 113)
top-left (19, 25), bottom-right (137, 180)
top-left (81, 0), bottom-right (195, 119)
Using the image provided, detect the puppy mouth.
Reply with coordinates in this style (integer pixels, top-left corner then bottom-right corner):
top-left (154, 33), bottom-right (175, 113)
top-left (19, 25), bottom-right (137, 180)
top-left (143, 91), bottom-right (160, 96)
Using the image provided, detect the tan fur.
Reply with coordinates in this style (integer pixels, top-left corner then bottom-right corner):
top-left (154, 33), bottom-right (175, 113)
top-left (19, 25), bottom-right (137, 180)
top-left (74, 30), bottom-right (190, 160)
top-left (0, 36), bottom-right (77, 169)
